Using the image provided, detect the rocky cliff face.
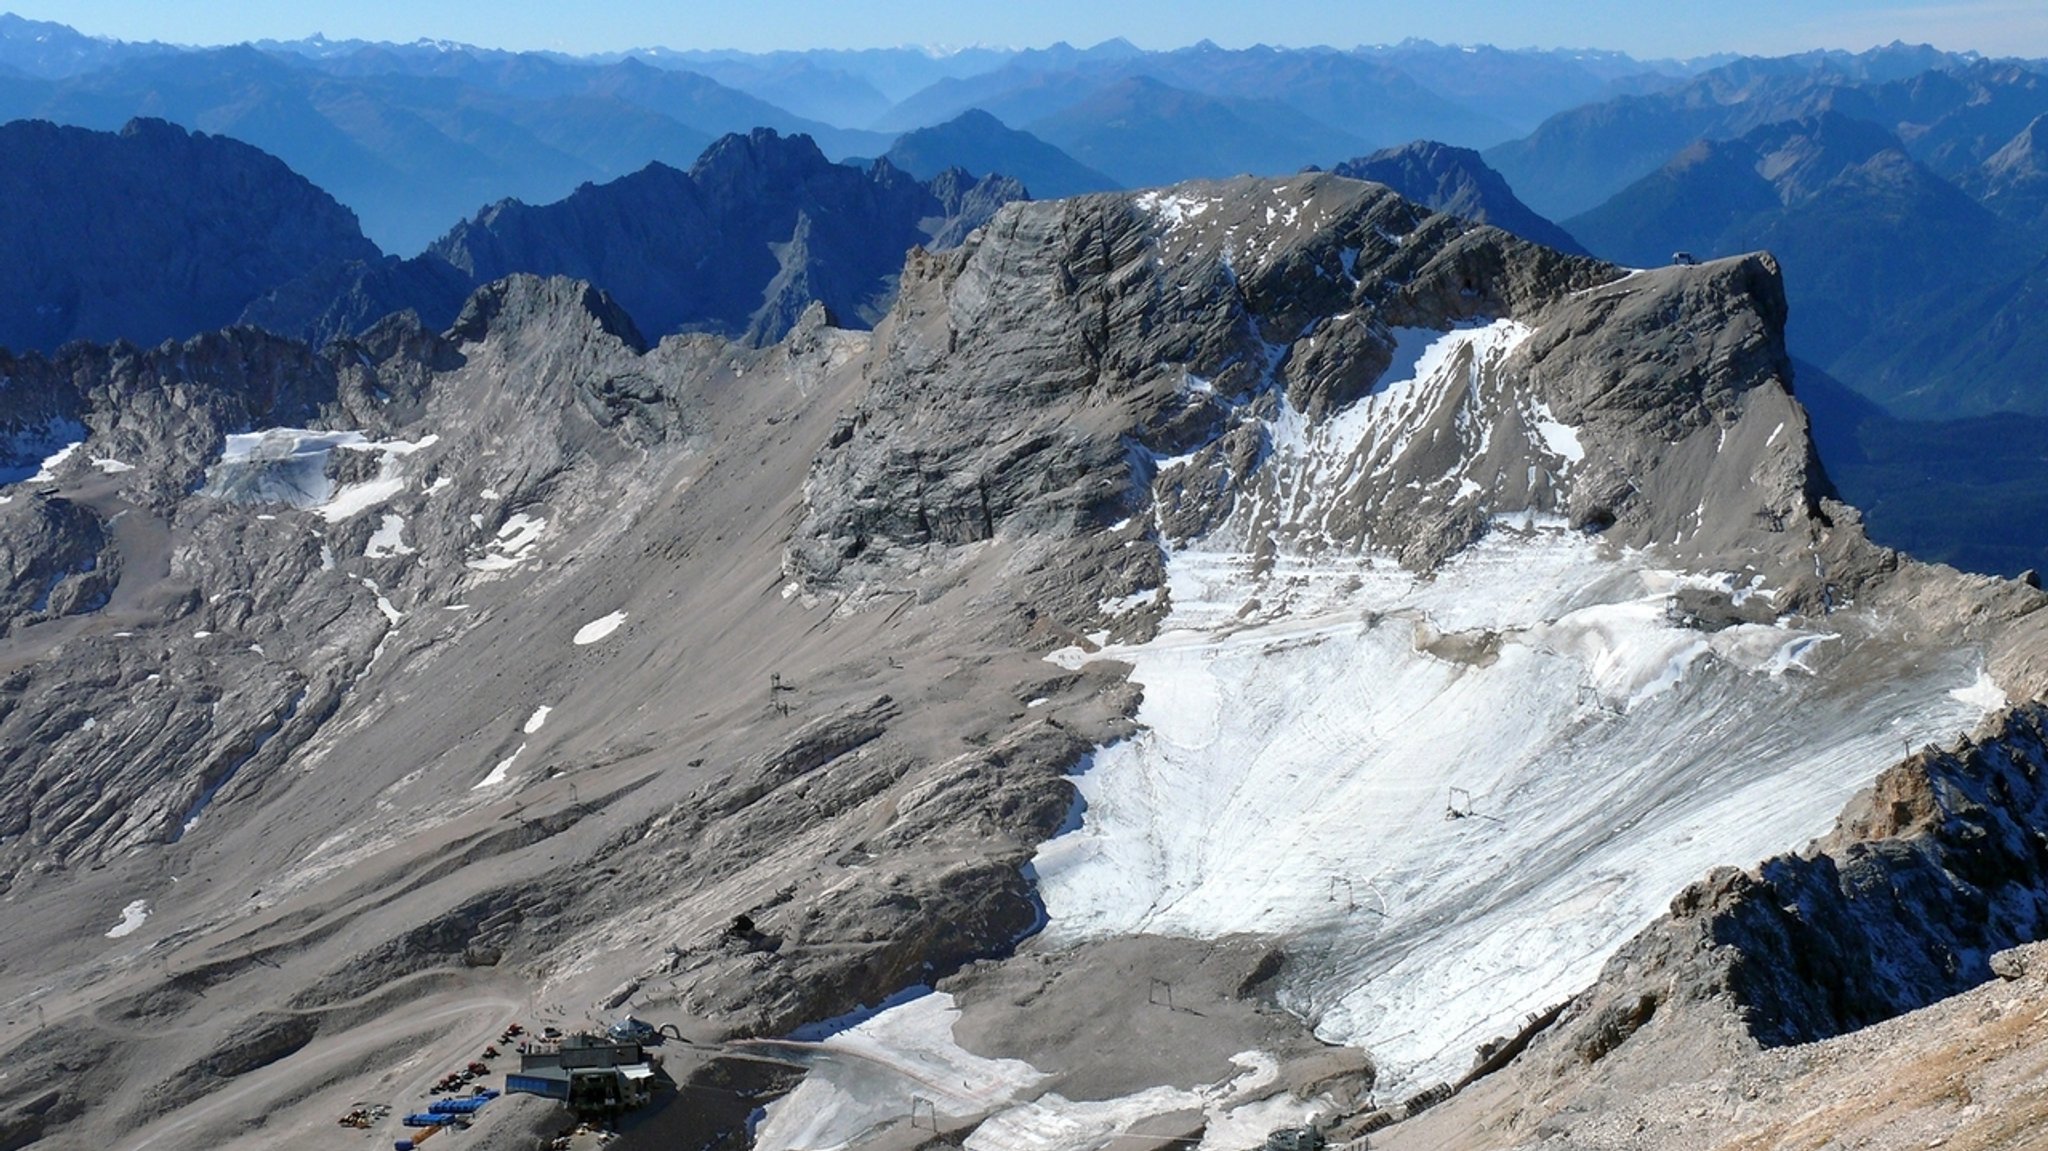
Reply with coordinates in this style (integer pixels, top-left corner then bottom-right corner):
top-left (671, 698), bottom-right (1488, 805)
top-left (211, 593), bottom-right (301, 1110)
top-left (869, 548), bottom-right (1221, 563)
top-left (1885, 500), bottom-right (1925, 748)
top-left (0, 171), bottom-right (2043, 1151)
top-left (1371, 696), bottom-right (2048, 1151)
top-left (1526, 700), bottom-right (2048, 1053)
top-left (0, 118), bottom-right (380, 355)
top-left (246, 129), bottom-right (1025, 349)
top-left (795, 174), bottom-right (1829, 595)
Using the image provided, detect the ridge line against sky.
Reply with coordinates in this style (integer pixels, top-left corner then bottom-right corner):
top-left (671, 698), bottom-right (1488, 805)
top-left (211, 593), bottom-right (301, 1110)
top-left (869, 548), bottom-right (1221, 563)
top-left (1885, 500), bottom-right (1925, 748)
top-left (8, 1), bottom-right (2048, 60)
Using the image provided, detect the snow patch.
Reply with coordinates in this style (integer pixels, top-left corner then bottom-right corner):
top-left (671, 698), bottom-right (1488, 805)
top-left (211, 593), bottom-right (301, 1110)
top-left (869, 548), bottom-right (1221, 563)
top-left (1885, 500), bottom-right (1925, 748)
top-left (573, 611), bottom-right (628, 645)
top-left (523, 705), bottom-right (553, 734)
top-left (357, 577), bottom-right (402, 624)
top-left (105, 899), bottom-right (149, 939)
top-left (364, 514), bottom-right (415, 558)
top-left (1530, 402), bottom-right (1585, 465)
top-left (467, 512), bottom-right (546, 571)
top-left (756, 992), bottom-right (1043, 1151)
top-left (1, 420), bottom-right (88, 486)
top-left (28, 440), bottom-right (82, 483)
top-left (1950, 670), bottom-right (2006, 711)
top-left (473, 744), bottom-right (525, 789)
top-left (756, 992), bottom-right (1325, 1151)
top-left (1134, 190), bottom-right (1217, 235)
top-left (90, 457), bottom-right (135, 474)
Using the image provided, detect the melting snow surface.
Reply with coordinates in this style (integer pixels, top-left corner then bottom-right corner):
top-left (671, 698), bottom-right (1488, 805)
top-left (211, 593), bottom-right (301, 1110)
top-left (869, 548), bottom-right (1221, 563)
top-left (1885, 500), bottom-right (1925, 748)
top-left (28, 441), bottom-right (82, 483)
top-left (1254, 321), bottom-right (1534, 550)
top-left (1032, 526), bottom-right (1998, 1090)
top-left (201, 428), bottom-right (438, 522)
top-left (468, 512), bottom-right (546, 571)
top-left (474, 744), bottom-right (525, 789)
top-left (364, 514), bottom-right (414, 558)
top-left (754, 993), bottom-right (1323, 1151)
top-left (756, 993), bottom-right (1044, 1151)
top-left (573, 611), bottom-right (628, 645)
top-left (105, 899), bottom-right (149, 939)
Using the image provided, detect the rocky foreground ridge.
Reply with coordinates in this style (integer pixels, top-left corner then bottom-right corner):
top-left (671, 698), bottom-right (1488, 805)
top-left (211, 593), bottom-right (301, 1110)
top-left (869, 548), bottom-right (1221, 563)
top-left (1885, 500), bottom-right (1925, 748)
top-left (0, 173), bottom-right (2043, 1150)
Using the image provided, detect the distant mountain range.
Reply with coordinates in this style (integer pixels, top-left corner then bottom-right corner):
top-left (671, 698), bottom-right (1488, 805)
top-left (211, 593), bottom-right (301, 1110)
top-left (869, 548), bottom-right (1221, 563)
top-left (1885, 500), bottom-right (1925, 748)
top-left (1484, 42), bottom-right (2019, 219)
top-left (0, 117), bottom-right (377, 353)
top-left (0, 17), bottom-right (1712, 248)
top-left (5, 14), bottom-right (2048, 572)
top-left (1542, 54), bottom-right (2048, 420)
top-left (0, 116), bottom-right (1013, 356)
top-left (883, 109), bottom-right (1119, 199)
top-left (246, 128), bottom-right (1022, 347)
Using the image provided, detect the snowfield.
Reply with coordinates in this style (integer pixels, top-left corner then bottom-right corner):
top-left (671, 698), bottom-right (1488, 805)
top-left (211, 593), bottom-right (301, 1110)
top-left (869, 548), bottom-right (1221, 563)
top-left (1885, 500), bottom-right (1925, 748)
top-left (201, 427), bottom-right (439, 521)
top-left (754, 993), bottom-right (1326, 1151)
top-left (768, 322), bottom-right (2007, 1131)
top-left (1035, 525), bottom-right (1995, 1090)
top-left (105, 899), bottom-right (149, 939)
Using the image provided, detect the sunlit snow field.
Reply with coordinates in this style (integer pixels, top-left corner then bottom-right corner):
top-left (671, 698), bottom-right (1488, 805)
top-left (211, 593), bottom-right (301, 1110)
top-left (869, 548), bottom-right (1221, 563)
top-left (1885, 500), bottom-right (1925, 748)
top-left (1035, 525), bottom-right (1995, 1090)
top-left (697, 318), bottom-right (2003, 1142)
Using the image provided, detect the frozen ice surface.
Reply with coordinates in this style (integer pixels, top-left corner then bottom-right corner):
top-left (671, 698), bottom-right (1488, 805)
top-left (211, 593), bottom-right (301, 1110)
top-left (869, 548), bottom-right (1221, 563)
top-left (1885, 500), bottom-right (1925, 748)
top-left (200, 427), bottom-right (438, 521)
top-left (1032, 527), bottom-right (1997, 1091)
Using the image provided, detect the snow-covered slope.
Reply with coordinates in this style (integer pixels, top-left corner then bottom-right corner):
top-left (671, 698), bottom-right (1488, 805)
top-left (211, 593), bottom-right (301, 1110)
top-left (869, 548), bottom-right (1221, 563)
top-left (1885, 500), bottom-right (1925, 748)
top-left (1038, 525), bottom-right (1991, 1089)
top-left (1027, 320), bottom-right (1998, 1088)
top-left (761, 174), bottom-right (2038, 1143)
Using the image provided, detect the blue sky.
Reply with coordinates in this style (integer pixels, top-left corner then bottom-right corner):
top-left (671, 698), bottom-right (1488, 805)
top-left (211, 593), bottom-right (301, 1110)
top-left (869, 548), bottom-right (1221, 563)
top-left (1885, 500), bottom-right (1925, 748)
top-left (14, 1), bottom-right (2048, 58)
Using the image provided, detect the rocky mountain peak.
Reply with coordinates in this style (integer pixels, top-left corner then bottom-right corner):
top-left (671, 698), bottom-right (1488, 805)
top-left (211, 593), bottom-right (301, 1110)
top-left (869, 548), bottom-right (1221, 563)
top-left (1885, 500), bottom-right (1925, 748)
top-left (0, 117), bottom-right (380, 355)
top-left (1980, 111), bottom-right (2048, 190)
top-left (1746, 111), bottom-right (1908, 202)
top-left (687, 125), bottom-right (835, 192)
top-left (253, 130), bottom-right (1026, 350)
top-left (797, 173), bottom-right (1828, 594)
top-left (446, 273), bottom-right (647, 355)
top-left (1332, 138), bottom-right (1589, 255)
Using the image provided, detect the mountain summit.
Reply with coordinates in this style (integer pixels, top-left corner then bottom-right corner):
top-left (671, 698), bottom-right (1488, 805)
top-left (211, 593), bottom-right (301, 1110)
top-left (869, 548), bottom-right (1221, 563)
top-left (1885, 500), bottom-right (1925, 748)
top-left (0, 117), bottom-right (379, 354)
top-left (245, 128), bottom-right (1025, 347)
